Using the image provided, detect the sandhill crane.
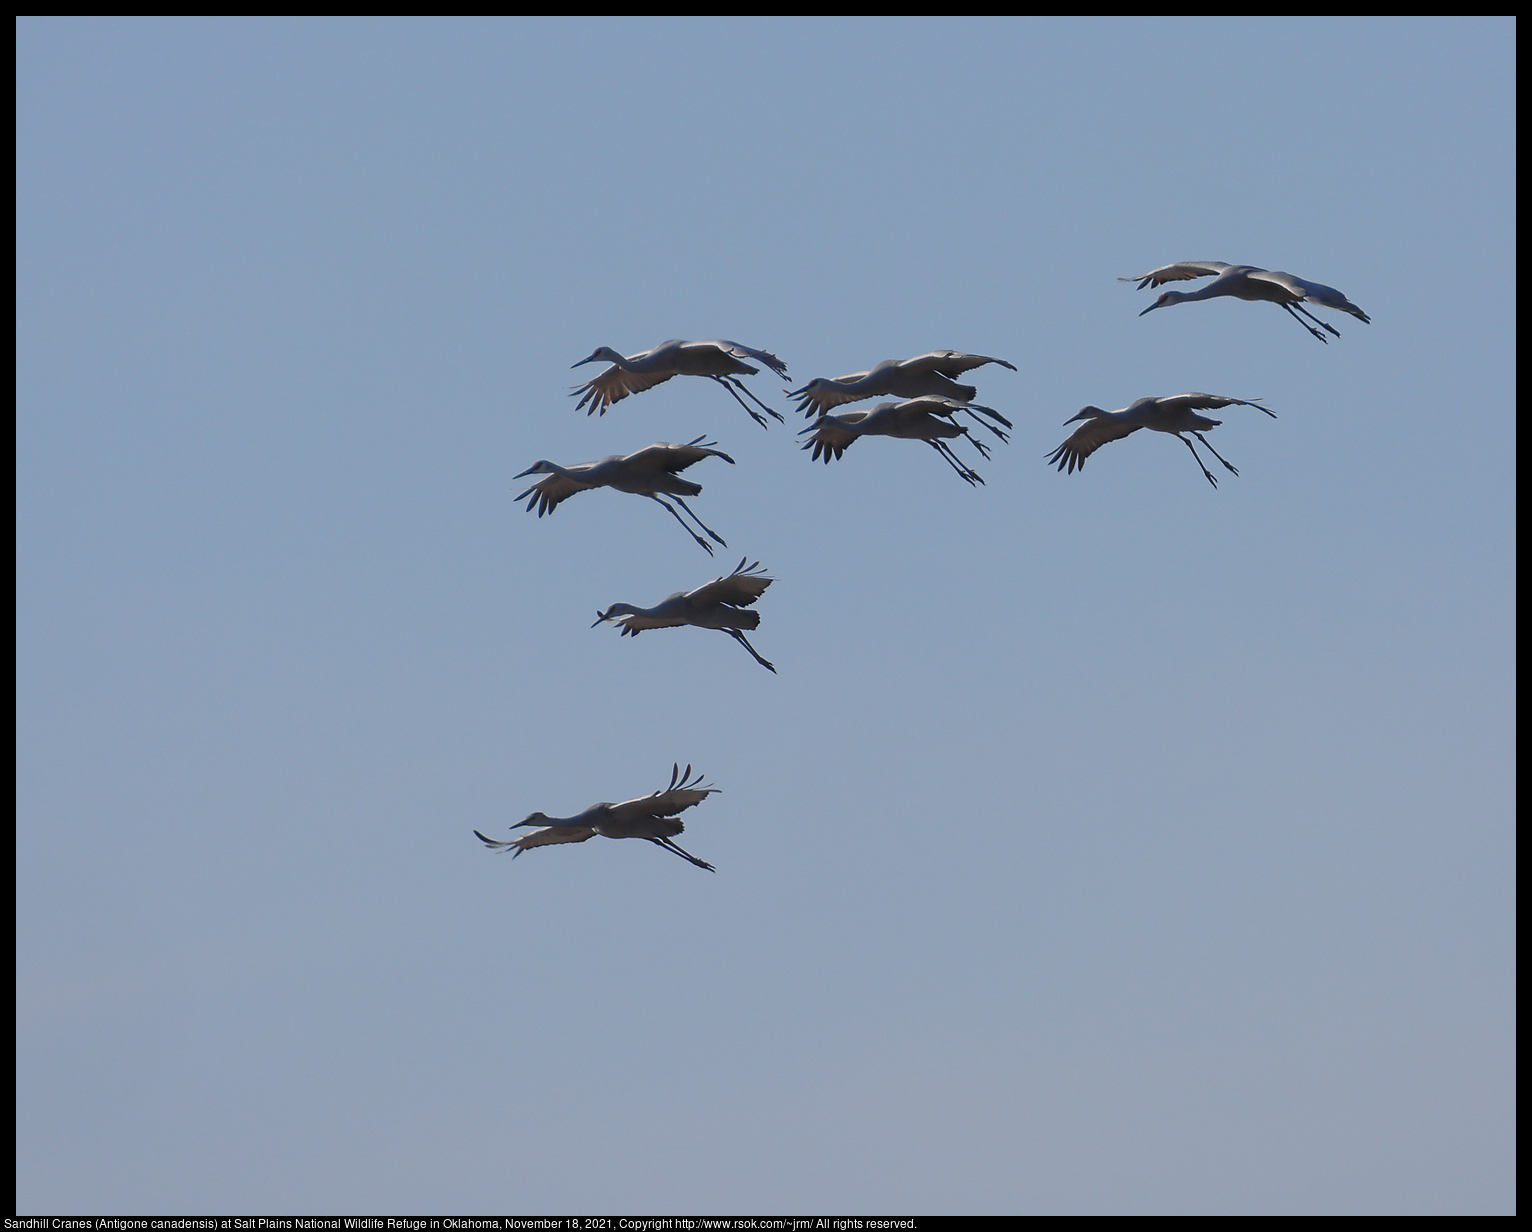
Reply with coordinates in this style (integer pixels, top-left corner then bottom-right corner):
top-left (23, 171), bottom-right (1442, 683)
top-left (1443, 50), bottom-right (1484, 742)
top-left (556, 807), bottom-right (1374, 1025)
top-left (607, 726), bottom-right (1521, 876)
top-left (571, 339), bottom-right (790, 428)
top-left (514, 436), bottom-right (735, 554)
top-left (1046, 393), bottom-right (1276, 488)
top-left (475, 764), bottom-right (718, 872)
top-left (1123, 261), bottom-right (1370, 342)
top-left (594, 559), bottom-right (776, 673)
top-left (789, 350), bottom-right (1017, 418)
top-left (800, 395), bottom-right (1007, 486)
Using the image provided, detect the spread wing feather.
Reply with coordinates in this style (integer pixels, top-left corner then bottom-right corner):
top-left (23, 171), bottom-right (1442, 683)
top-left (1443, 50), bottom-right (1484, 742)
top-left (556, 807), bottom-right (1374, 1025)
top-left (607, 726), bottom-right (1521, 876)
top-left (1118, 260), bottom-right (1237, 290)
top-left (475, 826), bottom-right (598, 856)
top-left (685, 559), bottom-right (774, 608)
top-left (899, 350), bottom-right (1017, 378)
top-left (692, 340), bottom-right (791, 380)
top-left (1046, 420), bottom-right (1144, 473)
top-left (1156, 393), bottom-right (1276, 418)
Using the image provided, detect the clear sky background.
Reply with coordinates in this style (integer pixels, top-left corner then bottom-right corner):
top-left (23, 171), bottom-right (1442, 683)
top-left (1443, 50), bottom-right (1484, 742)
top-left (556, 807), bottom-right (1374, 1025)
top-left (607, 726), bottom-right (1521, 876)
top-left (17, 17), bottom-right (1514, 1216)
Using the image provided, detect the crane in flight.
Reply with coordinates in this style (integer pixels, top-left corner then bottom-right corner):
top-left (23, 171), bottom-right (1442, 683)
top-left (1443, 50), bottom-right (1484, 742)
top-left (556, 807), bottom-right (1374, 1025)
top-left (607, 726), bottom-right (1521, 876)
top-left (1046, 393), bottom-right (1276, 488)
top-left (789, 350), bottom-right (1016, 418)
top-left (514, 437), bottom-right (735, 554)
top-left (474, 764), bottom-right (719, 872)
top-left (800, 395), bottom-right (1006, 486)
top-left (1123, 261), bottom-right (1370, 342)
top-left (594, 559), bottom-right (777, 673)
top-left (571, 339), bottom-right (790, 427)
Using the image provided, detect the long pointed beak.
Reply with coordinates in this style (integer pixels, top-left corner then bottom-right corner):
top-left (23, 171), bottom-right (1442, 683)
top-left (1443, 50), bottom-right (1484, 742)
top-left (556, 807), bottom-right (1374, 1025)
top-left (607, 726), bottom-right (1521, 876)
top-left (591, 612), bottom-right (608, 627)
top-left (1138, 303), bottom-right (1161, 316)
top-left (513, 464), bottom-right (540, 479)
top-left (571, 352), bottom-right (600, 368)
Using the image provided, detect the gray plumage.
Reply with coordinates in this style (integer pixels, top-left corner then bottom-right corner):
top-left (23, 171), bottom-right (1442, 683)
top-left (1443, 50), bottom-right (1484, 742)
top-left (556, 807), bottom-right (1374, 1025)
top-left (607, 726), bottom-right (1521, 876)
top-left (594, 559), bottom-right (776, 673)
top-left (800, 395), bottom-right (1009, 486)
top-left (571, 339), bottom-right (790, 428)
top-left (514, 436), bottom-right (735, 554)
top-left (1123, 261), bottom-right (1370, 342)
top-left (1047, 393), bottom-right (1276, 488)
top-left (789, 350), bottom-right (1017, 418)
top-left (474, 764), bottom-right (719, 872)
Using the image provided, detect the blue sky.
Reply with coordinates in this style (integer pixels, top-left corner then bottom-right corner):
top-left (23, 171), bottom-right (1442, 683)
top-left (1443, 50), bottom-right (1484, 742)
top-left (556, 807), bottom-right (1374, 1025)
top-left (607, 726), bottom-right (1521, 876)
top-left (17, 17), bottom-right (1514, 1215)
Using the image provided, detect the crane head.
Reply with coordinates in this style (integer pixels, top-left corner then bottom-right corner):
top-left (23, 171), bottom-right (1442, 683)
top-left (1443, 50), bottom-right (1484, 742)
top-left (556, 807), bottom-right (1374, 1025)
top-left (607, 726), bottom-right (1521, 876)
top-left (593, 603), bottom-right (642, 628)
top-left (513, 460), bottom-right (557, 479)
top-left (1140, 292), bottom-right (1184, 316)
top-left (572, 347), bottom-right (621, 368)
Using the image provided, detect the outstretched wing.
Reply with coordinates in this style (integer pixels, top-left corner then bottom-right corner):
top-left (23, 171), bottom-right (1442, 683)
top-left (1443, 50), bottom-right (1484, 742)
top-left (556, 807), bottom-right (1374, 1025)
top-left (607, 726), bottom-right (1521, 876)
top-left (1118, 260), bottom-right (1236, 290)
top-left (799, 411), bottom-right (866, 462)
top-left (787, 372), bottom-right (877, 417)
top-left (516, 467), bottom-right (600, 516)
top-left (1255, 271), bottom-right (1371, 322)
top-left (899, 350), bottom-right (1017, 378)
top-left (877, 395), bottom-right (1014, 439)
top-left (685, 559), bottom-right (774, 608)
top-left (1156, 393), bottom-right (1276, 419)
top-left (572, 368), bottom-right (676, 415)
top-left (694, 340), bottom-right (791, 381)
top-left (475, 826), bottom-right (597, 856)
top-left (1046, 418), bottom-right (1144, 474)
top-left (609, 763), bottom-right (719, 823)
top-left (624, 436), bottom-right (737, 474)
top-left (571, 342), bottom-right (685, 414)
top-left (879, 395), bottom-right (954, 419)
top-left (601, 765), bottom-right (719, 871)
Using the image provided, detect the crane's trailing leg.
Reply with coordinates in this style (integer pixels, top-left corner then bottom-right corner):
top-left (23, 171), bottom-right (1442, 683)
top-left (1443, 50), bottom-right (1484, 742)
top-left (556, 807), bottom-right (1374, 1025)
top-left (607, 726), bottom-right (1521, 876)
top-left (647, 835), bottom-right (716, 872)
top-left (1291, 301), bottom-right (1343, 338)
top-left (670, 495), bottom-right (728, 548)
top-left (709, 376), bottom-right (784, 428)
top-left (962, 410), bottom-right (1010, 443)
top-left (928, 440), bottom-right (984, 485)
top-left (727, 377), bottom-right (786, 424)
top-left (724, 628), bottom-right (776, 674)
top-left (1178, 435), bottom-right (1220, 487)
top-left (1191, 431), bottom-right (1240, 476)
top-left (1279, 302), bottom-right (1332, 343)
top-left (648, 495), bottom-right (717, 554)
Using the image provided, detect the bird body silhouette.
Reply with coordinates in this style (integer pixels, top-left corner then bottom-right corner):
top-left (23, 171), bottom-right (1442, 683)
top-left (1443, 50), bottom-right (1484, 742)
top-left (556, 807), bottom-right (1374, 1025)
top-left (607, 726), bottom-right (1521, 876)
top-left (595, 559), bottom-right (777, 673)
top-left (475, 765), bottom-right (719, 871)
top-left (1047, 393), bottom-right (1276, 487)
top-left (572, 339), bottom-right (789, 427)
top-left (514, 437), bottom-right (734, 553)
top-left (801, 395), bottom-right (1008, 486)
top-left (789, 350), bottom-right (1016, 417)
top-left (1124, 261), bottom-right (1369, 342)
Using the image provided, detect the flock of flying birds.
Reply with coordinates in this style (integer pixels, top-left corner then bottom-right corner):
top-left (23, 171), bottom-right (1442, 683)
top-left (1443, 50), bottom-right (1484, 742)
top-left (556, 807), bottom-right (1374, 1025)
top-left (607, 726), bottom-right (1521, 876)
top-left (477, 259), bottom-right (1371, 872)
